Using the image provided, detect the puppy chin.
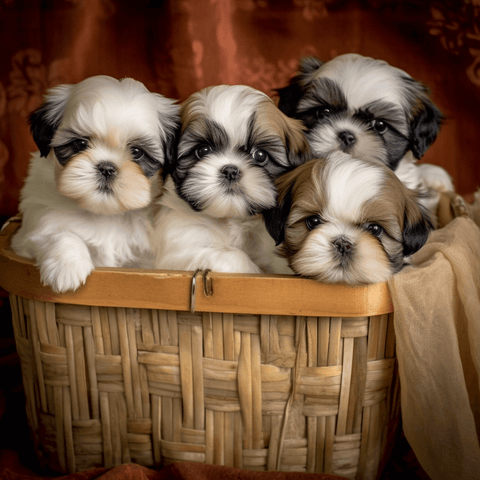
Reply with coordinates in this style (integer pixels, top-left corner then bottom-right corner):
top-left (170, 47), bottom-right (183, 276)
top-left (55, 154), bottom-right (153, 215)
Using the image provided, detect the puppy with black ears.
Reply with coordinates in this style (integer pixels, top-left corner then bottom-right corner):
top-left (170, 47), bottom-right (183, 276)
top-left (276, 53), bottom-right (454, 224)
top-left (153, 84), bottom-right (310, 274)
top-left (12, 75), bottom-right (179, 292)
top-left (263, 152), bottom-right (433, 285)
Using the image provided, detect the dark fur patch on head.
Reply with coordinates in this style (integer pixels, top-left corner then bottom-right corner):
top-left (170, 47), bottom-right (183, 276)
top-left (29, 103), bottom-right (62, 157)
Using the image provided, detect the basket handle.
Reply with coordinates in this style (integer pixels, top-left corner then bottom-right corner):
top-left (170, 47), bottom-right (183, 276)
top-left (190, 269), bottom-right (213, 313)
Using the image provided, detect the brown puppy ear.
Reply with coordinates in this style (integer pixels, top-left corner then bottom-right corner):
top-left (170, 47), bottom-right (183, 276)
top-left (258, 99), bottom-right (310, 167)
top-left (263, 160), bottom-right (319, 246)
top-left (402, 194), bottom-right (434, 256)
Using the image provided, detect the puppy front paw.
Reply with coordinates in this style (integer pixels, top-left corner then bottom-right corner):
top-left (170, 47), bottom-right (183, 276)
top-left (39, 254), bottom-right (95, 293)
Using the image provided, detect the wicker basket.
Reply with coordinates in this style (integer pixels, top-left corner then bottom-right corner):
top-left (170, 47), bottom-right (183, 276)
top-left (0, 217), bottom-right (399, 479)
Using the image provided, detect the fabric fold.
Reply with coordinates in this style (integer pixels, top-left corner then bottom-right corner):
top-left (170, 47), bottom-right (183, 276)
top-left (388, 217), bottom-right (480, 480)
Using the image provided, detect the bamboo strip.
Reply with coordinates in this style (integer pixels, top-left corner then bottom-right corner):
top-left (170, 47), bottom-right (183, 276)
top-left (91, 307), bottom-right (104, 355)
top-left (107, 308), bottom-right (120, 355)
top-left (191, 324), bottom-right (205, 430)
top-left (213, 411), bottom-right (225, 465)
top-left (306, 416), bottom-right (317, 472)
top-left (251, 334), bottom-right (263, 450)
top-left (127, 309), bottom-right (144, 418)
top-left (307, 317), bottom-right (318, 368)
top-left (223, 313), bottom-right (234, 362)
top-left (178, 323), bottom-right (194, 429)
top-left (117, 308), bottom-right (135, 419)
top-left (172, 398), bottom-right (183, 443)
top-left (159, 310), bottom-right (171, 346)
top-left (152, 395), bottom-right (162, 466)
top-left (65, 325), bottom-right (80, 420)
top-left (205, 409), bottom-right (214, 465)
top-left (28, 299), bottom-right (48, 412)
top-left (72, 325), bottom-right (89, 420)
top-left (109, 392), bottom-right (122, 466)
top-left (238, 332), bottom-right (252, 449)
top-left (54, 386), bottom-right (66, 472)
top-left (336, 337), bottom-right (354, 436)
top-left (224, 411), bottom-right (234, 466)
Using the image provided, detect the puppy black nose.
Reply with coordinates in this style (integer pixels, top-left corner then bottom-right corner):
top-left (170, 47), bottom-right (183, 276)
top-left (97, 162), bottom-right (117, 178)
top-left (338, 130), bottom-right (356, 147)
top-left (333, 237), bottom-right (354, 256)
top-left (221, 165), bottom-right (241, 182)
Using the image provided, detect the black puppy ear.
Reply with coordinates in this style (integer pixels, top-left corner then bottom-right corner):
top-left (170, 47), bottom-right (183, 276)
top-left (162, 122), bottom-right (181, 179)
top-left (29, 84), bottom-right (72, 157)
top-left (402, 203), bottom-right (434, 257)
top-left (408, 85), bottom-right (443, 159)
top-left (298, 56), bottom-right (324, 75)
top-left (276, 56), bottom-right (324, 118)
top-left (262, 186), bottom-right (294, 246)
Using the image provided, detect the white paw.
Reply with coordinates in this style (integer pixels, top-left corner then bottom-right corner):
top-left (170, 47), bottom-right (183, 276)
top-left (39, 253), bottom-right (94, 293)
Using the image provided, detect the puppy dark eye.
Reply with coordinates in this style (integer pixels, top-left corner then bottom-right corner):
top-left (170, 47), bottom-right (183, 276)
top-left (130, 147), bottom-right (145, 160)
top-left (372, 120), bottom-right (388, 134)
top-left (367, 223), bottom-right (384, 237)
top-left (195, 145), bottom-right (212, 159)
top-left (305, 215), bottom-right (323, 230)
top-left (316, 107), bottom-right (331, 119)
top-left (252, 149), bottom-right (269, 165)
top-left (73, 139), bottom-right (89, 152)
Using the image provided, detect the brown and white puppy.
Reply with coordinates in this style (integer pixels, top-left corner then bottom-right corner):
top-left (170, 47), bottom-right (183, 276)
top-left (12, 76), bottom-right (179, 292)
top-left (263, 152), bottom-right (433, 284)
top-left (153, 84), bottom-right (310, 274)
top-left (276, 53), bottom-right (454, 224)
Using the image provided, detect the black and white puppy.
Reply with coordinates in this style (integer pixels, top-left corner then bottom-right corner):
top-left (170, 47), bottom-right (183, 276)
top-left (264, 152), bottom-right (433, 284)
top-left (152, 84), bottom-right (310, 274)
top-left (276, 53), bottom-right (454, 224)
top-left (12, 76), bottom-right (179, 292)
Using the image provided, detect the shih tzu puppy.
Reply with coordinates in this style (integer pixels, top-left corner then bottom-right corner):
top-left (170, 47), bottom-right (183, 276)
top-left (263, 152), bottom-right (433, 284)
top-left (276, 53), bottom-right (454, 224)
top-left (12, 75), bottom-right (179, 292)
top-left (152, 84), bottom-right (310, 274)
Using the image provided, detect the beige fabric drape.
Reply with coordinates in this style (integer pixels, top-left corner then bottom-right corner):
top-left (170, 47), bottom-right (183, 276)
top-left (388, 216), bottom-right (480, 479)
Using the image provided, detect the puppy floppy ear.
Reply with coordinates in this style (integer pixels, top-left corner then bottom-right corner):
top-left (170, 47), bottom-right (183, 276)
top-left (407, 83), bottom-right (444, 160)
top-left (263, 185), bottom-right (294, 246)
top-left (29, 84), bottom-right (73, 157)
top-left (276, 56), bottom-right (324, 117)
top-left (263, 159), bottom-right (319, 245)
top-left (402, 198), bottom-right (434, 256)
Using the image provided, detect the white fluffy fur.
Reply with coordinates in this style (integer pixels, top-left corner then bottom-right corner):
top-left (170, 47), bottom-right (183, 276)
top-left (12, 76), bottom-right (179, 292)
top-left (153, 85), bottom-right (305, 275)
top-left (154, 178), bottom-right (287, 274)
top-left (292, 53), bottom-right (454, 224)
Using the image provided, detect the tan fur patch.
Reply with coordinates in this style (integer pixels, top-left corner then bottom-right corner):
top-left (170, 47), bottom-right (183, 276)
top-left (256, 98), bottom-right (310, 157)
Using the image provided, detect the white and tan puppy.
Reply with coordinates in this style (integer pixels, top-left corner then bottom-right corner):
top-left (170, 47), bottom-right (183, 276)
top-left (12, 75), bottom-right (179, 292)
top-left (153, 84), bottom-right (310, 274)
top-left (263, 152), bottom-right (433, 284)
top-left (277, 53), bottom-right (454, 224)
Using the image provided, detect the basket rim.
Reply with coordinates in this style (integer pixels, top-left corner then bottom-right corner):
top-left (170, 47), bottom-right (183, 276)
top-left (0, 217), bottom-right (393, 317)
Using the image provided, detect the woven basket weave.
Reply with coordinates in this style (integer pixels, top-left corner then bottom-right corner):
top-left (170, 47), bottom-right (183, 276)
top-left (0, 218), bottom-right (399, 479)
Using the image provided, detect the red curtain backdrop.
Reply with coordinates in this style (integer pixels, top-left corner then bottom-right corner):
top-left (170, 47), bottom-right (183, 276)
top-left (0, 0), bottom-right (479, 218)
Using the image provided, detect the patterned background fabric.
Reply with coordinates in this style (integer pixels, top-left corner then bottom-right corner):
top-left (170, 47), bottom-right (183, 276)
top-left (1, 2), bottom-right (478, 477)
top-left (0, 0), bottom-right (479, 219)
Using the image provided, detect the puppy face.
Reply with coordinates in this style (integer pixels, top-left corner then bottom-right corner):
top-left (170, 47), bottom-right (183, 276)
top-left (264, 152), bottom-right (433, 284)
top-left (30, 76), bottom-right (179, 215)
top-left (170, 85), bottom-right (310, 219)
top-left (277, 54), bottom-right (443, 170)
